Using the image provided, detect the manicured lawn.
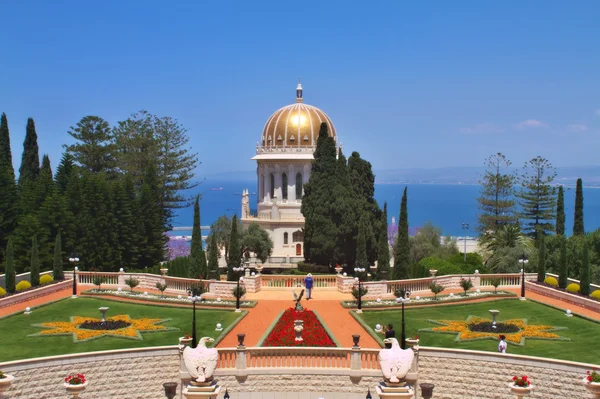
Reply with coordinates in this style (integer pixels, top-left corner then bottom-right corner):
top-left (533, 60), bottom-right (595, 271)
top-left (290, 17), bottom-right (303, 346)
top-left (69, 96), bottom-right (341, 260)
top-left (357, 299), bottom-right (600, 364)
top-left (0, 297), bottom-right (242, 362)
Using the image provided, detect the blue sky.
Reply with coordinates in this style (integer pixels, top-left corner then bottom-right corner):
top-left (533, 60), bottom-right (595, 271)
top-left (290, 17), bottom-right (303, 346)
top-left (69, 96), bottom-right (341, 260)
top-left (1, 0), bottom-right (599, 176)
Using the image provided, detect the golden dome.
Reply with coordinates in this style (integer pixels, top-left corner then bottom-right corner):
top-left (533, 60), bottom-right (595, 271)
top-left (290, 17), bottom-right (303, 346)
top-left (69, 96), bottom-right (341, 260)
top-left (261, 82), bottom-right (336, 148)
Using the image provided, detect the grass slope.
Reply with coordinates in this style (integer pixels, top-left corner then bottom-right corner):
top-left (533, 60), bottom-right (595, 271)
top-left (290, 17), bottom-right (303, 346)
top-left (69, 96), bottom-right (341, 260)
top-left (357, 299), bottom-right (600, 364)
top-left (0, 297), bottom-right (241, 362)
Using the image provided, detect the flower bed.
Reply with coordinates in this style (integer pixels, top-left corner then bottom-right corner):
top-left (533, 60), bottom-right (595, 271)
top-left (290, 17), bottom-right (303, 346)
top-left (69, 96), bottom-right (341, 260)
top-left (340, 290), bottom-right (515, 308)
top-left (262, 308), bottom-right (336, 347)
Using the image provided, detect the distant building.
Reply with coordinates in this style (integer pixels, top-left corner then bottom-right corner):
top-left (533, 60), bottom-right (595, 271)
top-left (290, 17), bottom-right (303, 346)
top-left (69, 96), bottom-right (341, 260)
top-left (241, 81), bottom-right (338, 263)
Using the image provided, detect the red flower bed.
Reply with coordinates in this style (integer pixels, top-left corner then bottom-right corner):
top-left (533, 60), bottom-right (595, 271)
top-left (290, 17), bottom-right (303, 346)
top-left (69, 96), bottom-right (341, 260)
top-left (263, 308), bottom-right (336, 347)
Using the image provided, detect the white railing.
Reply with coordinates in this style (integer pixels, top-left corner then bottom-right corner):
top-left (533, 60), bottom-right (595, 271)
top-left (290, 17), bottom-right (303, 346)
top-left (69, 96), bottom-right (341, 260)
top-left (77, 272), bottom-right (119, 285)
top-left (261, 274), bottom-right (337, 290)
top-left (545, 273), bottom-right (600, 291)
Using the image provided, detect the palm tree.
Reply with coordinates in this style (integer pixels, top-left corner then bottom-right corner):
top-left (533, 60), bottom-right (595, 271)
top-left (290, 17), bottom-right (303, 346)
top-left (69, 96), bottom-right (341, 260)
top-left (483, 225), bottom-right (534, 273)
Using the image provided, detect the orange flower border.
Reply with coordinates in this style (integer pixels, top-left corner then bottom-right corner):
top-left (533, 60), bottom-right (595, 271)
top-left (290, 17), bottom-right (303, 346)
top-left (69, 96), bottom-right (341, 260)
top-left (418, 316), bottom-right (570, 346)
top-left (28, 314), bottom-right (179, 343)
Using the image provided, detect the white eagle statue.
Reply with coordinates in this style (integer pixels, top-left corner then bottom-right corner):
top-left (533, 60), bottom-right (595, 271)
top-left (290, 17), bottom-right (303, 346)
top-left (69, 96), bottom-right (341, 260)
top-left (377, 338), bottom-right (414, 383)
top-left (183, 337), bottom-right (219, 382)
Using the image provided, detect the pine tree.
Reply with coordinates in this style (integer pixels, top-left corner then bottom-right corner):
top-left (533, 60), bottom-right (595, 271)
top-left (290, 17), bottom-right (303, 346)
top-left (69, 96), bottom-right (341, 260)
top-left (356, 216), bottom-right (369, 269)
top-left (537, 231), bottom-right (546, 282)
top-left (573, 178), bottom-right (584, 236)
top-left (4, 238), bottom-right (16, 293)
top-left (558, 236), bottom-right (568, 289)
top-left (137, 164), bottom-right (167, 269)
top-left (394, 187), bottom-right (410, 279)
top-left (189, 195), bottom-right (202, 278)
top-left (53, 233), bottom-right (64, 280)
top-left (517, 156), bottom-right (557, 239)
top-left (377, 202), bottom-right (391, 280)
top-left (30, 236), bottom-right (40, 286)
top-left (580, 240), bottom-right (590, 296)
top-left (227, 215), bottom-right (241, 281)
top-left (65, 116), bottom-right (115, 174)
top-left (110, 177), bottom-right (139, 269)
top-left (207, 234), bottom-right (219, 279)
top-left (333, 148), bottom-right (358, 266)
top-left (477, 153), bottom-right (517, 234)
top-left (38, 192), bottom-right (74, 267)
top-left (55, 151), bottom-right (76, 193)
top-left (18, 118), bottom-right (40, 186)
top-left (556, 185), bottom-right (565, 236)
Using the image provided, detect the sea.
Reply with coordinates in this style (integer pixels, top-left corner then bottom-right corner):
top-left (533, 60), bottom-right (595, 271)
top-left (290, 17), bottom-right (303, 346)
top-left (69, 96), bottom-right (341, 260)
top-left (170, 180), bottom-right (600, 238)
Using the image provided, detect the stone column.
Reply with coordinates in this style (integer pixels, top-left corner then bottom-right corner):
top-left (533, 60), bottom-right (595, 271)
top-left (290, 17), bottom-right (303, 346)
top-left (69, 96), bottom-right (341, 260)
top-left (118, 268), bottom-right (125, 290)
top-left (288, 164), bottom-right (296, 202)
top-left (275, 164), bottom-right (282, 201)
top-left (473, 270), bottom-right (481, 290)
top-left (258, 165), bottom-right (264, 204)
top-left (264, 164), bottom-right (271, 203)
top-left (235, 343), bottom-right (247, 378)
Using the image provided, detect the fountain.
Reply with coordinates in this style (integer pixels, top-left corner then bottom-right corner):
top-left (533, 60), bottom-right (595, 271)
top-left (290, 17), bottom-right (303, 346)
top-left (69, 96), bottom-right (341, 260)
top-left (489, 310), bottom-right (500, 329)
top-left (99, 307), bottom-right (109, 323)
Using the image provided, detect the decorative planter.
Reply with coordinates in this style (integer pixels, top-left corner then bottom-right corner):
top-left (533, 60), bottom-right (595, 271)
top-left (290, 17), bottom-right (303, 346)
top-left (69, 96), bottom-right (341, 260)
top-left (405, 338), bottom-right (420, 348)
top-left (509, 384), bottom-right (533, 398)
top-left (64, 382), bottom-right (88, 398)
top-left (179, 337), bottom-right (193, 347)
top-left (335, 267), bottom-right (342, 275)
top-left (0, 374), bottom-right (15, 391)
top-left (582, 380), bottom-right (600, 398)
top-left (294, 319), bottom-right (304, 341)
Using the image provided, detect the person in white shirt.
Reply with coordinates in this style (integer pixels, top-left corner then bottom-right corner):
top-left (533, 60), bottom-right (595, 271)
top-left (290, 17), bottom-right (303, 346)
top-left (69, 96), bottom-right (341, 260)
top-left (498, 335), bottom-right (507, 353)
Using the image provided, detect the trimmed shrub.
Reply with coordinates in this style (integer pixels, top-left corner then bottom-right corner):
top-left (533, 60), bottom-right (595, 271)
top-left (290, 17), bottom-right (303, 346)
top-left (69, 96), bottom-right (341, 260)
top-left (448, 252), bottom-right (484, 273)
top-left (351, 285), bottom-right (368, 300)
top-left (418, 257), bottom-right (463, 276)
top-left (544, 276), bottom-right (559, 287)
top-left (297, 262), bottom-right (330, 274)
top-left (16, 281), bottom-right (32, 292)
top-left (591, 290), bottom-right (600, 300)
top-left (566, 283), bottom-right (581, 294)
top-left (0, 287), bottom-right (6, 297)
top-left (40, 274), bottom-right (54, 285)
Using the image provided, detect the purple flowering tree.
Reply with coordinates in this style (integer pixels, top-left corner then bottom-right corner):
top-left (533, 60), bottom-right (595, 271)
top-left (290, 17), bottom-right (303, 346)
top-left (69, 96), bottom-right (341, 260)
top-left (166, 235), bottom-right (190, 260)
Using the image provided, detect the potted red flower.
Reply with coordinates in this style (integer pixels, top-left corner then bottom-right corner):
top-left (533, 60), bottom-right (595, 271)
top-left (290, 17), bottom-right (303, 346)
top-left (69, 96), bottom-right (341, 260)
top-left (179, 331), bottom-right (193, 346)
top-left (509, 375), bottom-right (533, 398)
top-left (64, 373), bottom-right (87, 398)
top-left (583, 369), bottom-right (600, 397)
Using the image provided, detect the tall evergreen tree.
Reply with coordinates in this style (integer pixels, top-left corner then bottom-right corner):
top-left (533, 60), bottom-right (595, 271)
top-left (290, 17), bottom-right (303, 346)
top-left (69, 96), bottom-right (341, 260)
top-left (477, 153), bottom-right (517, 234)
top-left (537, 231), bottom-right (546, 282)
top-left (18, 118), bottom-right (40, 186)
top-left (517, 156), bottom-right (557, 240)
top-left (227, 215), bottom-right (241, 281)
top-left (30, 236), bottom-right (40, 286)
top-left (53, 233), bottom-right (64, 280)
top-left (65, 116), bottom-right (115, 174)
top-left (556, 185), bottom-right (565, 236)
top-left (580, 240), bottom-right (591, 296)
top-left (207, 234), bottom-right (219, 280)
top-left (111, 177), bottom-right (140, 269)
top-left (377, 202), bottom-right (391, 280)
top-left (4, 238), bottom-right (16, 293)
top-left (558, 236), bottom-right (568, 289)
top-left (394, 187), bottom-right (410, 279)
top-left (137, 164), bottom-right (167, 269)
top-left (189, 195), bottom-right (202, 278)
top-left (573, 178), bottom-right (584, 236)
top-left (333, 148), bottom-right (358, 266)
top-left (0, 113), bottom-right (13, 169)
top-left (355, 216), bottom-right (369, 269)
top-left (0, 114), bottom-right (18, 257)
top-left (55, 151), bottom-right (76, 192)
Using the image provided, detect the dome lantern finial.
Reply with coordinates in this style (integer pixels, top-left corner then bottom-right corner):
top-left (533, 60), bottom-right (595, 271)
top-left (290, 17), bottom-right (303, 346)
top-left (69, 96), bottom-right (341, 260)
top-left (296, 78), bottom-right (303, 103)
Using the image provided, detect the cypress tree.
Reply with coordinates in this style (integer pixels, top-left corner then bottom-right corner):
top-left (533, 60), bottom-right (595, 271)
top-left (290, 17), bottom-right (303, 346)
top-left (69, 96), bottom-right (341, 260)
top-left (53, 233), bottom-right (64, 280)
top-left (207, 234), bottom-right (219, 279)
top-left (30, 236), bottom-right (40, 286)
top-left (227, 215), bottom-right (241, 281)
top-left (356, 216), bottom-right (369, 269)
top-left (537, 231), bottom-right (546, 282)
top-left (556, 185), bottom-right (565, 236)
top-left (189, 195), bottom-right (202, 278)
top-left (580, 240), bottom-right (591, 296)
top-left (573, 178), bottom-right (584, 236)
top-left (377, 202), bottom-right (390, 280)
top-left (558, 237), bottom-right (568, 289)
top-left (4, 238), bottom-right (16, 293)
top-left (0, 113), bottom-right (13, 169)
top-left (394, 187), bottom-right (410, 279)
top-left (0, 113), bottom-right (18, 257)
top-left (18, 118), bottom-right (40, 186)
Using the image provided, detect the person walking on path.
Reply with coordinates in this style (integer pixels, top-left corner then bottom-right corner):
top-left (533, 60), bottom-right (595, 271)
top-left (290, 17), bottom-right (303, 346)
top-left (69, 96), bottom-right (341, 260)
top-left (304, 273), bottom-right (314, 300)
top-left (498, 335), bottom-right (507, 353)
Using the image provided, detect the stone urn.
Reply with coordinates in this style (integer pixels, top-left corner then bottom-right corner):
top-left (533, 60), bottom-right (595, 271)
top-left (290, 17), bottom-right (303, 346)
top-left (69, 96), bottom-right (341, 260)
top-left (179, 336), bottom-right (193, 347)
top-left (583, 379), bottom-right (600, 398)
top-left (509, 384), bottom-right (533, 399)
top-left (64, 382), bottom-right (88, 398)
top-left (294, 320), bottom-right (304, 341)
top-left (335, 266), bottom-right (343, 275)
top-left (0, 374), bottom-right (15, 392)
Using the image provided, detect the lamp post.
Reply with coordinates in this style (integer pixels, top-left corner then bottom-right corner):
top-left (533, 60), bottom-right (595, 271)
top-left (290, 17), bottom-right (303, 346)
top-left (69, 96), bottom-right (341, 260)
top-left (519, 254), bottom-right (529, 300)
top-left (354, 267), bottom-right (366, 313)
top-left (398, 288), bottom-right (411, 349)
top-left (187, 285), bottom-right (202, 348)
top-left (461, 223), bottom-right (469, 262)
top-left (68, 255), bottom-right (79, 298)
top-left (233, 263), bottom-right (245, 312)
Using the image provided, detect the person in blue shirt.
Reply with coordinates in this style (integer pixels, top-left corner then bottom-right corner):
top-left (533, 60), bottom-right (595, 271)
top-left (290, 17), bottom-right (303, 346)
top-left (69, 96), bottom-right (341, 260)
top-left (304, 273), bottom-right (314, 300)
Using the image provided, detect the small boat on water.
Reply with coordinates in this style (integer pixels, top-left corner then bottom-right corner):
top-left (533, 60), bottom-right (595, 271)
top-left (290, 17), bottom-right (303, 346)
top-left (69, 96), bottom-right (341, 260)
top-left (210, 187), bottom-right (224, 191)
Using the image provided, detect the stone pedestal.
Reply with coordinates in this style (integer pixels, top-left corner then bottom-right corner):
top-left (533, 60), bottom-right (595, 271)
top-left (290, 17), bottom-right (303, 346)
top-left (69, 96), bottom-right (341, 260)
top-left (376, 381), bottom-right (414, 399)
top-left (182, 379), bottom-right (222, 399)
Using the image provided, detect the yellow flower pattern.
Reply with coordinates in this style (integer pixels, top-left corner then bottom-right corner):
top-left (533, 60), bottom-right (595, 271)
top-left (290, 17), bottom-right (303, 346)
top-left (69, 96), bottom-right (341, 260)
top-left (424, 316), bottom-right (568, 345)
top-left (33, 315), bottom-right (173, 342)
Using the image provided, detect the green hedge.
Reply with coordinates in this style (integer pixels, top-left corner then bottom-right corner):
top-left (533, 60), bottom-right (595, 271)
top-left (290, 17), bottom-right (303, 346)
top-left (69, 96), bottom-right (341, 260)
top-left (297, 262), bottom-right (330, 274)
